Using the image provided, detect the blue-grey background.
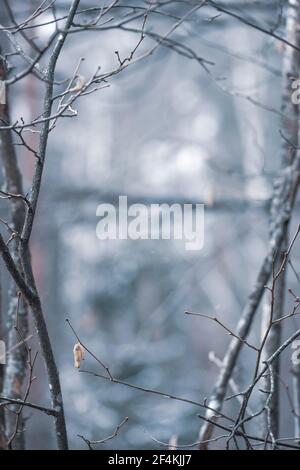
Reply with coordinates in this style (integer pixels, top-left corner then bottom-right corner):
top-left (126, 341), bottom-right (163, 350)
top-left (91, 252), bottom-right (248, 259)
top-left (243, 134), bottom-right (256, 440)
top-left (1, 0), bottom-right (299, 449)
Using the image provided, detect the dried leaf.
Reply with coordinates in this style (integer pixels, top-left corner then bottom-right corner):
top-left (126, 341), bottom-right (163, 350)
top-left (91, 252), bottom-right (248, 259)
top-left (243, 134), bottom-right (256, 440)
top-left (73, 342), bottom-right (85, 368)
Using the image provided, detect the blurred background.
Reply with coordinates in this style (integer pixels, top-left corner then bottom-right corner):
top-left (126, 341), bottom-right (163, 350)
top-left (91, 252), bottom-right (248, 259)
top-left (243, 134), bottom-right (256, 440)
top-left (1, 0), bottom-right (299, 449)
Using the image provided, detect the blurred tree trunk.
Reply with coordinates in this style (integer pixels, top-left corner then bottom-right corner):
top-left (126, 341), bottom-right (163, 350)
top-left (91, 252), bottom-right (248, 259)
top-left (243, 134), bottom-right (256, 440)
top-left (0, 278), bottom-right (7, 449)
top-left (260, 0), bottom-right (300, 440)
top-left (0, 52), bottom-right (28, 450)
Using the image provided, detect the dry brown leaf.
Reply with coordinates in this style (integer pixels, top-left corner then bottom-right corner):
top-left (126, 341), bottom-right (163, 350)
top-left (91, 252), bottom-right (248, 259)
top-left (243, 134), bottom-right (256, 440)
top-left (73, 342), bottom-right (85, 368)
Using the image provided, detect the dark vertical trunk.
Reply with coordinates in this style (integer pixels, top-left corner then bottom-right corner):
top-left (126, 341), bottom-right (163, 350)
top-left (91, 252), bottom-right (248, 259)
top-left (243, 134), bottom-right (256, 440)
top-left (0, 52), bottom-right (29, 449)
